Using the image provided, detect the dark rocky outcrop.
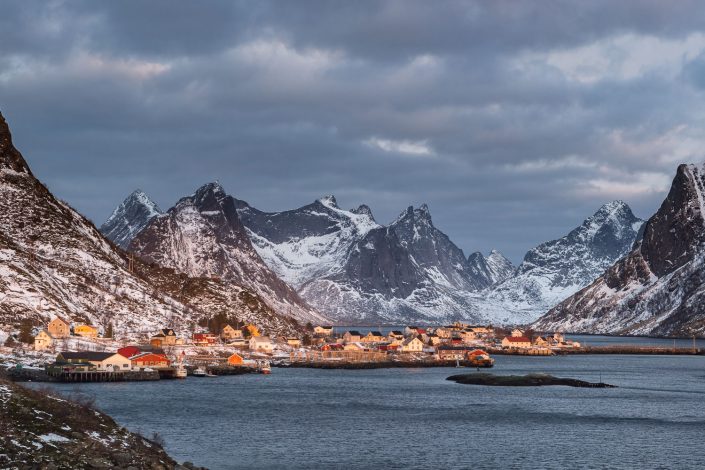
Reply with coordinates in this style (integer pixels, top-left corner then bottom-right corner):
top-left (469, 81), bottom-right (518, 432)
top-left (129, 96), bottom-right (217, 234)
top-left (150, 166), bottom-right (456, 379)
top-left (446, 373), bottom-right (616, 388)
top-left (0, 378), bottom-right (205, 469)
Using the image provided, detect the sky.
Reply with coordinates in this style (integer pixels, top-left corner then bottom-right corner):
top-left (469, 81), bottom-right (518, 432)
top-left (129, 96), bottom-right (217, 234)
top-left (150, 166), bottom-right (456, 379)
top-left (2, 0), bottom-right (705, 263)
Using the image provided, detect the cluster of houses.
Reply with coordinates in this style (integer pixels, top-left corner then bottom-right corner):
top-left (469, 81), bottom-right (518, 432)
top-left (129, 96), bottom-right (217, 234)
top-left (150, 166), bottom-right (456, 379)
top-left (307, 324), bottom-right (580, 358)
top-left (34, 317), bottom-right (101, 351)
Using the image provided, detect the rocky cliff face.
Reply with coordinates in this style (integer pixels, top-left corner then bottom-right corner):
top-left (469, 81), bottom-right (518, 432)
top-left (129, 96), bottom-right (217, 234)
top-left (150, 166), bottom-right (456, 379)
top-left (533, 164), bottom-right (705, 336)
top-left (0, 112), bottom-right (300, 338)
top-left (129, 183), bottom-right (326, 324)
top-left (100, 190), bottom-right (162, 249)
top-left (480, 201), bottom-right (644, 323)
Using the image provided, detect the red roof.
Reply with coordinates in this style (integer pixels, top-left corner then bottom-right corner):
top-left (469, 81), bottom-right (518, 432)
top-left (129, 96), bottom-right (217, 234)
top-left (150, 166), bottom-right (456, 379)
top-left (416, 328), bottom-right (427, 334)
top-left (118, 346), bottom-right (141, 358)
top-left (504, 336), bottom-right (531, 343)
top-left (130, 352), bottom-right (171, 365)
top-left (468, 349), bottom-right (490, 356)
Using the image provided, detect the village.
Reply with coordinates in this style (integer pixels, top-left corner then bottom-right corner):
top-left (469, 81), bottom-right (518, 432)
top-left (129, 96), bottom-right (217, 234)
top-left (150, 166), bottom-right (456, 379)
top-left (0, 316), bottom-right (587, 382)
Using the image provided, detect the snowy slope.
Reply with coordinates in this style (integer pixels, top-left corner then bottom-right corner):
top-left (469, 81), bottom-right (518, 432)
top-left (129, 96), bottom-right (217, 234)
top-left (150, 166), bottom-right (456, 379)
top-left (482, 201), bottom-right (644, 324)
top-left (130, 182), bottom-right (327, 324)
top-left (467, 250), bottom-right (515, 286)
top-left (0, 112), bottom-right (300, 338)
top-left (235, 195), bottom-right (379, 289)
top-left (533, 164), bottom-right (705, 336)
top-left (99, 190), bottom-right (161, 249)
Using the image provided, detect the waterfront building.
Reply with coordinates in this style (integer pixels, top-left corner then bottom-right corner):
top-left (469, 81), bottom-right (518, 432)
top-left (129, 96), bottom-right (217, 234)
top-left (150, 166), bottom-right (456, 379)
top-left (502, 336), bottom-right (532, 349)
top-left (56, 351), bottom-right (132, 371)
top-left (34, 330), bottom-right (54, 351)
top-left (47, 317), bottom-right (70, 339)
top-left (228, 353), bottom-right (245, 365)
top-left (130, 352), bottom-right (171, 369)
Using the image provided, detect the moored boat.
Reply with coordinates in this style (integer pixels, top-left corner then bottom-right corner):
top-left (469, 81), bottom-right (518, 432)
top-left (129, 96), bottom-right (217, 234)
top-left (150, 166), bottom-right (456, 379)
top-left (258, 360), bottom-right (271, 374)
top-left (467, 350), bottom-right (495, 368)
top-left (193, 366), bottom-right (207, 377)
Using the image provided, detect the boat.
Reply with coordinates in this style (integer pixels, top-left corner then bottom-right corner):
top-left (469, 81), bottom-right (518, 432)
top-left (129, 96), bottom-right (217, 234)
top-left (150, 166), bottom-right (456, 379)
top-left (205, 371), bottom-right (218, 378)
top-left (174, 364), bottom-right (187, 379)
top-left (193, 366), bottom-right (207, 377)
top-left (258, 360), bottom-right (271, 375)
top-left (467, 350), bottom-right (495, 368)
top-left (174, 351), bottom-right (187, 379)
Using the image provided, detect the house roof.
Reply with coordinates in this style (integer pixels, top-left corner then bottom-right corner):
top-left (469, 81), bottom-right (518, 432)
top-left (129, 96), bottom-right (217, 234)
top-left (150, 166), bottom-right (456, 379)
top-left (370, 331), bottom-right (383, 336)
top-left (346, 331), bottom-right (361, 336)
top-left (251, 336), bottom-right (272, 343)
top-left (161, 328), bottom-right (176, 336)
top-left (129, 352), bottom-right (169, 361)
top-left (59, 351), bottom-right (117, 361)
top-left (504, 336), bottom-right (531, 343)
top-left (390, 331), bottom-right (403, 335)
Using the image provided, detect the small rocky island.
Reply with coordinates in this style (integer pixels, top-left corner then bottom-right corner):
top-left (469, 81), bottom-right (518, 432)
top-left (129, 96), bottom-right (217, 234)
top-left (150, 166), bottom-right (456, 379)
top-left (447, 373), bottom-right (616, 388)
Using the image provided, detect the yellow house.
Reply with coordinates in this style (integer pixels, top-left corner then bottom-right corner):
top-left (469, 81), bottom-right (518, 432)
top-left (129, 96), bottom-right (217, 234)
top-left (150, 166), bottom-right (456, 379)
top-left (401, 337), bottom-right (424, 352)
top-left (47, 317), bottom-right (70, 339)
top-left (244, 324), bottom-right (260, 337)
top-left (74, 324), bottom-right (98, 338)
top-left (34, 330), bottom-right (54, 351)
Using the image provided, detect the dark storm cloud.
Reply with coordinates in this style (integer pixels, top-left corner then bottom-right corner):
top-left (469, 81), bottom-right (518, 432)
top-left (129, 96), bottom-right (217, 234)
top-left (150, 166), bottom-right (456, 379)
top-left (2, 1), bottom-right (705, 262)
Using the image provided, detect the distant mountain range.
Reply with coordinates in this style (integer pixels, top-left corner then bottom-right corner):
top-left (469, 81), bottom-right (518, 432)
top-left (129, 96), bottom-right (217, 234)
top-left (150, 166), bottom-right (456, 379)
top-left (0, 112), bottom-right (301, 338)
top-left (4, 109), bottom-right (702, 336)
top-left (534, 164), bottom-right (705, 336)
top-left (104, 183), bottom-right (646, 328)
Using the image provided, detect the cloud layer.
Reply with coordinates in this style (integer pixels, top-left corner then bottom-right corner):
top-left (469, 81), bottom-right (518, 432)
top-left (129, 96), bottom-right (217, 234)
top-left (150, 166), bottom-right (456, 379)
top-left (2, 0), bottom-right (705, 262)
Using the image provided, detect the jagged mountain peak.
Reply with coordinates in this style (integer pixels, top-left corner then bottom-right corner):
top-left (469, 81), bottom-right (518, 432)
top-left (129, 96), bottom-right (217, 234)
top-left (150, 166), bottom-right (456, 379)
top-left (100, 189), bottom-right (162, 249)
top-left (0, 111), bottom-right (32, 176)
top-left (568, 200), bottom-right (642, 244)
top-left (350, 204), bottom-right (375, 221)
top-left (317, 194), bottom-right (339, 209)
top-left (395, 204), bottom-right (433, 225)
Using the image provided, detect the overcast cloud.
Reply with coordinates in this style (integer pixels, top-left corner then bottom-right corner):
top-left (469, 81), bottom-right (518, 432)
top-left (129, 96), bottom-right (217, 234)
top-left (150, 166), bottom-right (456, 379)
top-left (2, 0), bottom-right (705, 262)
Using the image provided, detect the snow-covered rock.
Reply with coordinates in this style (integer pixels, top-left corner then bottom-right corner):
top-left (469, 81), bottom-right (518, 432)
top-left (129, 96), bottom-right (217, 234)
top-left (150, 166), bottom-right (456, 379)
top-left (100, 190), bottom-right (161, 249)
top-left (482, 200), bottom-right (644, 324)
top-left (533, 164), bottom-right (705, 336)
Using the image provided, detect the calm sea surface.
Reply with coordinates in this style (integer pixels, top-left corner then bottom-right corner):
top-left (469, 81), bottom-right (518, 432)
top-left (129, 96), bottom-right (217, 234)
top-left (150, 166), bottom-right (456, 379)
top-left (34, 353), bottom-right (705, 469)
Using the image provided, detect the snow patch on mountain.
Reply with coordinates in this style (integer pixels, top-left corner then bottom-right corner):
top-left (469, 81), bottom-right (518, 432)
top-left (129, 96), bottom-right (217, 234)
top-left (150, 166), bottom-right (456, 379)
top-left (100, 190), bottom-right (162, 249)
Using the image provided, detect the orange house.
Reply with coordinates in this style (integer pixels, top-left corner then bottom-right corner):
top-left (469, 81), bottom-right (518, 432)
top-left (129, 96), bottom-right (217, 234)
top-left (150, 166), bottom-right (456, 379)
top-left (227, 353), bottom-right (244, 366)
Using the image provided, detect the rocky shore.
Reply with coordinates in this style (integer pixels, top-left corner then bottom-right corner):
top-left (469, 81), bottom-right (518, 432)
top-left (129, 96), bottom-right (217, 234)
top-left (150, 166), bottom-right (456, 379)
top-left (0, 377), bottom-right (206, 469)
top-left (446, 372), bottom-right (616, 388)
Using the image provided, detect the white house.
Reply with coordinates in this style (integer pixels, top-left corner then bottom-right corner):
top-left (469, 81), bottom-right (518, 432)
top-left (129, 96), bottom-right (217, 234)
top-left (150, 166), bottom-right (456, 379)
top-left (511, 329), bottom-right (525, 338)
top-left (502, 336), bottom-right (532, 349)
top-left (249, 336), bottom-right (274, 353)
top-left (313, 326), bottom-right (334, 336)
top-left (34, 330), bottom-right (54, 351)
top-left (57, 352), bottom-right (132, 371)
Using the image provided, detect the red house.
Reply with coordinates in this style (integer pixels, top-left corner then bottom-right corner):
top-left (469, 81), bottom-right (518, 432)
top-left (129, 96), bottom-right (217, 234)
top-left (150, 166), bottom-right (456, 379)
top-left (192, 332), bottom-right (219, 346)
top-left (130, 352), bottom-right (171, 369)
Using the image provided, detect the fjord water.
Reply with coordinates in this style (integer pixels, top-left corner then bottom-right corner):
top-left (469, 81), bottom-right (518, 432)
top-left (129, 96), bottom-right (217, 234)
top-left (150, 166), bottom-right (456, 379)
top-left (38, 354), bottom-right (704, 469)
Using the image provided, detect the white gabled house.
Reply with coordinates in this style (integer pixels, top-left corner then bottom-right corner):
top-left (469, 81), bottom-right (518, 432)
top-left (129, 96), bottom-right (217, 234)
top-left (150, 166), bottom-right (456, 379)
top-left (249, 336), bottom-right (274, 353)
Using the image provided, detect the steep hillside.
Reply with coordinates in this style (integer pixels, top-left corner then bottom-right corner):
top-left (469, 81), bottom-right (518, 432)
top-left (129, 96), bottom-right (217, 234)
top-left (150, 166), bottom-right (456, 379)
top-left (0, 112), bottom-right (299, 338)
top-left (129, 183), bottom-right (326, 324)
top-left (534, 164), bottom-right (705, 336)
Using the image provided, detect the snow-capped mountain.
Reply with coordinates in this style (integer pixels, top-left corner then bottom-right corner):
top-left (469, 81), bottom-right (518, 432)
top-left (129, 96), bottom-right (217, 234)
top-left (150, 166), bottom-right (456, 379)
top-left (0, 112), bottom-right (300, 338)
top-left (234, 195), bottom-right (380, 289)
top-left (129, 182), bottom-right (327, 324)
top-left (533, 164), bottom-right (705, 336)
top-left (467, 250), bottom-right (515, 286)
top-left (99, 189), bottom-right (162, 249)
top-left (482, 201), bottom-right (644, 324)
